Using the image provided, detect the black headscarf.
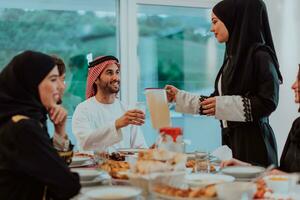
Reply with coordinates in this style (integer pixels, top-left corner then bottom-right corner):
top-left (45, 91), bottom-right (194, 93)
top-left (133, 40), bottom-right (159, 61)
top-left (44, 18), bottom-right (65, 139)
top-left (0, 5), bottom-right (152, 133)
top-left (0, 50), bottom-right (55, 125)
top-left (213, 0), bottom-right (283, 95)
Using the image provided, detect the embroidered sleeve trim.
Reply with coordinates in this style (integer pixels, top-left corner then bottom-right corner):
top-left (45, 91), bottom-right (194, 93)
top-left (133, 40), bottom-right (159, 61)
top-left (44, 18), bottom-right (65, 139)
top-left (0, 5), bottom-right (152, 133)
top-left (242, 97), bottom-right (253, 122)
top-left (198, 95), bottom-right (208, 115)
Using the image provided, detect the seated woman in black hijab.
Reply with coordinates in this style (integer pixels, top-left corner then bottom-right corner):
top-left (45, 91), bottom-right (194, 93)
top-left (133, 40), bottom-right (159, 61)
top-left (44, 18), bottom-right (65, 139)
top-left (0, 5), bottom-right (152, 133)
top-left (222, 66), bottom-right (300, 173)
top-left (0, 51), bottom-right (80, 199)
top-left (165, 0), bottom-right (282, 167)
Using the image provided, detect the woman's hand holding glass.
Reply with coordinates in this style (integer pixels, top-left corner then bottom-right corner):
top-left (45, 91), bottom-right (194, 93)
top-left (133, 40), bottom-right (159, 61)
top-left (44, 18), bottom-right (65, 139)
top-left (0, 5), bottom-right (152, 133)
top-left (165, 85), bottom-right (179, 102)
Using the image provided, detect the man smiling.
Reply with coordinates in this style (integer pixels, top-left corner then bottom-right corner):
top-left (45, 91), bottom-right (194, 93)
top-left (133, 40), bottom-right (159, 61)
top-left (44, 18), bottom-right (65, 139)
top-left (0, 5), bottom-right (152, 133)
top-left (72, 55), bottom-right (147, 151)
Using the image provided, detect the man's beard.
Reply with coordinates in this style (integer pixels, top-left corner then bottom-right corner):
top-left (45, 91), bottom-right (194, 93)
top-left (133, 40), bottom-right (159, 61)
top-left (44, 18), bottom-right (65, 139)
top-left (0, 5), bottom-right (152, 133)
top-left (99, 80), bottom-right (120, 94)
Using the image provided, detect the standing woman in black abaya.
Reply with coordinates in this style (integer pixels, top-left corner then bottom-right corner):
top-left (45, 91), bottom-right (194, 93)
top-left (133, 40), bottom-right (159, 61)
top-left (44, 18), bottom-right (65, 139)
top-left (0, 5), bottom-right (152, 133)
top-left (165, 0), bottom-right (283, 167)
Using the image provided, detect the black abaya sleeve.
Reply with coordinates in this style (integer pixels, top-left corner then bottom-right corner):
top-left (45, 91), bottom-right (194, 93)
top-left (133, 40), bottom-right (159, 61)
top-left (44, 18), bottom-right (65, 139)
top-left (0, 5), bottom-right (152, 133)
top-left (248, 50), bottom-right (280, 120)
top-left (6, 119), bottom-right (81, 199)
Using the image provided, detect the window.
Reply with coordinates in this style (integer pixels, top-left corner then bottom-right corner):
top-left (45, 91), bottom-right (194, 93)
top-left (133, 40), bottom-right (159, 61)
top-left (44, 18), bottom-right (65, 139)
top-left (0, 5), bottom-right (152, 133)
top-left (0, 0), bottom-right (225, 151)
top-left (0, 1), bottom-right (117, 114)
top-left (136, 4), bottom-right (225, 151)
top-left (0, 0), bottom-right (118, 148)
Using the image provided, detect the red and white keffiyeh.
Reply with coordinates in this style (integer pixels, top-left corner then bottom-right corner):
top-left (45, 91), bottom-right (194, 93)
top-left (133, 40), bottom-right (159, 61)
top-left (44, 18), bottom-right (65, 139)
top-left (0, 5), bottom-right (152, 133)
top-left (86, 56), bottom-right (120, 99)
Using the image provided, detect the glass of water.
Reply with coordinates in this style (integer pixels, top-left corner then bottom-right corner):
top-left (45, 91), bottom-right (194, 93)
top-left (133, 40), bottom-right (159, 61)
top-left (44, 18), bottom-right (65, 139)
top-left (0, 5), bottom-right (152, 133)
top-left (129, 101), bottom-right (146, 114)
top-left (195, 149), bottom-right (210, 173)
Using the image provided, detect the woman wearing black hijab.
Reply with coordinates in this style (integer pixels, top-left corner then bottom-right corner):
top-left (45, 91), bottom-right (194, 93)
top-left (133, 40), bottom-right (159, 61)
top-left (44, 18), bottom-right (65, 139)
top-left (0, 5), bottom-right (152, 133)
top-left (222, 65), bottom-right (300, 173)
top-left (0, 51), bottom-right (80, 199)
top-left (166, 0), bottom-right (282, 167)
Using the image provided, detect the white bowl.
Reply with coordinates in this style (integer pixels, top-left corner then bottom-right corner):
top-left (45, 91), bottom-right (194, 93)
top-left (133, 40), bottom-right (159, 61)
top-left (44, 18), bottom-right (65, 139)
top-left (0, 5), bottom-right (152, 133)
top-left (215, 182), bottom-right (256, 200)
top-left (71, 169), bottom-right (102, 181)
top-left (263, 175), bottom-right (290, 194)
top-left (84, 186), bottom-right (141, 200)
top-left (221, 166), bottom-right (265, 178)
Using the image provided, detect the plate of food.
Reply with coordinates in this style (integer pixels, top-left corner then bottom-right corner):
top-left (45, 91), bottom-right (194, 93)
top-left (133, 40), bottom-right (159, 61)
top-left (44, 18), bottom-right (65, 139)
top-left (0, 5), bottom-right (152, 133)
top-left (221, 166), bottom-right (265, 178)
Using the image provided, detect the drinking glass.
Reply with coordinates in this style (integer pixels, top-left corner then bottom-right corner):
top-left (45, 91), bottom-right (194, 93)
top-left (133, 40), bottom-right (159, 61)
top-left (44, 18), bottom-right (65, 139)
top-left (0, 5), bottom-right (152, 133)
top-left (130, 101), bottom-right (146, 114)
top-left (195, 149), bottom-right (210, 173)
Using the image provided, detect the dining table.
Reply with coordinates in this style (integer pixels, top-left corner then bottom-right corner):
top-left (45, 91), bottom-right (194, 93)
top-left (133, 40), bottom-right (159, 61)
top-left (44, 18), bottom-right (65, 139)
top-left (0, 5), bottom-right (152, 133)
top-left (69, 152), bottom-right (300, 200)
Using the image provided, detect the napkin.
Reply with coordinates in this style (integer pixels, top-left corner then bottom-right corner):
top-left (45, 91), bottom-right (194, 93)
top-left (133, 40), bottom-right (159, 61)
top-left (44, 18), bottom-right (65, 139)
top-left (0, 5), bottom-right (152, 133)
top-left (211, 145), bottom-right (232, 161)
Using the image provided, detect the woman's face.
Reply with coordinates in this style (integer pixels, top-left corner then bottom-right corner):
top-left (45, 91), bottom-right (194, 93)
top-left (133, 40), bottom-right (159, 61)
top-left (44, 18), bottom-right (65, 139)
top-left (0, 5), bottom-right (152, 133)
top-left (211, 12), bottom-right (229, 43)
top-left (38, 66), bottom-right (60, 109)
top-left (292, 78), bottom-right (300, 103)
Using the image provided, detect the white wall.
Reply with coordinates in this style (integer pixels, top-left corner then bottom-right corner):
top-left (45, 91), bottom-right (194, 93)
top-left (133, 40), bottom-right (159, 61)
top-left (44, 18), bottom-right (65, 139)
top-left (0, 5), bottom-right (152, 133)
top-left (265, 0), bottom-right (300, 159)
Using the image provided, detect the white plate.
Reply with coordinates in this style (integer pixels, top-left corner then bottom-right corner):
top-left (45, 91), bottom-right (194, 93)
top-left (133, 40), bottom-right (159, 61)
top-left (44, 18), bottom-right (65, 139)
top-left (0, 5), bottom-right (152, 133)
top-left (71, 156), bottom-right (91, 165)
top-left (185, 173), bottom-right (235, 187)
top-left (84, 186), bottom-right (142, 200)
top-left (71, 169), bottom-right (103, 181)
top-left (69, 160), bottom-right (94, 168)
top-left (80, 176), bottom-right (105, 186)
top-left (221, 166), bottom-right (265, 178)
